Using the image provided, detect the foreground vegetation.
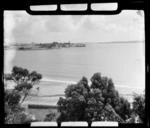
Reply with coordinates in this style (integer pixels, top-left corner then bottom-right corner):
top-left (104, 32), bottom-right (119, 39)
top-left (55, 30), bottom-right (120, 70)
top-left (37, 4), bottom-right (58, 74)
top-left (4, 66), bottom-right (42, 124)
top-left (56, 74), bottom-right (145, 123)
top-left (4, 66), bottom-right (145, 124)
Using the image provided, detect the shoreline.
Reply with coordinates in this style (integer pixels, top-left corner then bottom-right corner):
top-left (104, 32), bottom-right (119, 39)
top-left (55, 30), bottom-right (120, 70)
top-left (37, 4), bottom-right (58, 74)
top-left (4, 47), bottom-right (86, 51)
top-left (6, 80), bottom-right (144, 107)
top-left (4, 42), bottom-right (86, 51)
top-left (22, 90), bottom-right (138, 108)
top-left (5, 77), bottom-right (144, 108)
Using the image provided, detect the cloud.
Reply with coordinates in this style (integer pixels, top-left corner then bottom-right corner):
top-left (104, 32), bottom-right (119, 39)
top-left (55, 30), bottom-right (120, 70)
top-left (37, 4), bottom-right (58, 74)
top-left (4, 10), bottom-right (145, 43)
top-left (4, 11), bottom-right (144, 73)
top-left (4, 9), bottom-right (145, 74)
top-left (45, 16), bottom-right (75, 33)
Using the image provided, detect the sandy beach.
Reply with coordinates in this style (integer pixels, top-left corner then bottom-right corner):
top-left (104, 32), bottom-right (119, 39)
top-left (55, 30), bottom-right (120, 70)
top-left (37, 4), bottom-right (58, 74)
top-left (21, 80), bottom-right (144, 108)
top-left (5, 79), bottom-right (144, 108)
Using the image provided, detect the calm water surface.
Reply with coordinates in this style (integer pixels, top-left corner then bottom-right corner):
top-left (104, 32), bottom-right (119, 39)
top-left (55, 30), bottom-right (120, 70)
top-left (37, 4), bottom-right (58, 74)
top-left (4, 43), bottom-right (145, 101)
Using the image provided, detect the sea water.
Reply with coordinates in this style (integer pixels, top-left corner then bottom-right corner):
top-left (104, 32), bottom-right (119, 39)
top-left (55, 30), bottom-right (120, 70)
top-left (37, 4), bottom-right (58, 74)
top-left (4, 42), bottom-right (145, 104)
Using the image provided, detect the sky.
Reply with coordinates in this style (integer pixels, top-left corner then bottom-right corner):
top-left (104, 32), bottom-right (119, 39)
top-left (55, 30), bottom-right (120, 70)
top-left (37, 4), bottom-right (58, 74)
top-left (4, 5), bottom-right (144, 45)
top-left (4, 5), bottom-right (145, 91)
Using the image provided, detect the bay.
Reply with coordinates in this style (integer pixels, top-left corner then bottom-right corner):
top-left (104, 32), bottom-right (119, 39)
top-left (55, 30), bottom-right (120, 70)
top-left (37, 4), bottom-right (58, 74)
top-left (4, 42), bottom-right (145, 104)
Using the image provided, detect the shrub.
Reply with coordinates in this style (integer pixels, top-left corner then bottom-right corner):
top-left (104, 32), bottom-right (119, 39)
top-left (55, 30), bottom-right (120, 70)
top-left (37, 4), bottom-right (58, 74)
top-left (44, 110), bottom-right (57, 121)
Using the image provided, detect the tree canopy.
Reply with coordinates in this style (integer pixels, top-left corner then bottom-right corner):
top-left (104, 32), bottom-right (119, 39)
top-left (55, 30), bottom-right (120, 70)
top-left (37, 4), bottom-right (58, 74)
top-left (132, 93), bottom-right (145, 122)
top-left (4, 66), bottom-right (42, 104)
top-left (57, 72), bottom-right (131, 123)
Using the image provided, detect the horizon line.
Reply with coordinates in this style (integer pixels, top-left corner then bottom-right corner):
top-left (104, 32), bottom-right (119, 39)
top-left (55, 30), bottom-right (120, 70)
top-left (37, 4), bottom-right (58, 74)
top-left (4, 40), bottom-right (145, 46)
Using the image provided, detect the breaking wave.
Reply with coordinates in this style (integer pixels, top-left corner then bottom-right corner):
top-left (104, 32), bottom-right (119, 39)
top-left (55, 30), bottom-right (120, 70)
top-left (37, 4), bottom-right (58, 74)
top-left (41, 77), bottom-right (144, 90)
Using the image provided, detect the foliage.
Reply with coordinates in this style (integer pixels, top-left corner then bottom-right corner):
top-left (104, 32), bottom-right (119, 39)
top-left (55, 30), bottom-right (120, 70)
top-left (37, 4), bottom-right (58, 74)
top-left (4, 66), bottom-right (42, 104)
top-left (5, 110), bottom-right (37, 124)
top-left (44, 110), bottom-right (57, 121)
top-left (57, 83), bottom-right (88, 122)
top-left (4, 90), bottom-right (21, 118)
top-left (5, 90), bottom-right (21, 109)
top-left (126, 113), bottom-right (142, 123)
top-left (57, 73), bottom-right (131, 123)
top-left (132, 93), bottom-right (145, 122)
top-left (91, 73), bottom-right (131, 120)
top-left (4, 66), bottom-right (42, 124)
top-left (5, 97), bottom-right (37, 124)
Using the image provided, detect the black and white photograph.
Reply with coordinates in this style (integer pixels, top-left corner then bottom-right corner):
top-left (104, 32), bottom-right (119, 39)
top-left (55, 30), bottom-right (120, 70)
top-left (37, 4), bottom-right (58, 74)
top-left (3, 2), bottom-right (146, 126)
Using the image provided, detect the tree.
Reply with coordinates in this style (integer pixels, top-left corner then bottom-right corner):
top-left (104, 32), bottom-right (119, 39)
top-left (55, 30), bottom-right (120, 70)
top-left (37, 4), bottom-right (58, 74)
top-left (78, 77), bottom-right (90, 92)
top-left (91, 73), bottom-right (131, 120)
top-left (116, 97), bottom-right (131, 120)
top-left (5, 108), bottom-right (37, 124)
top-left (57, 72), bottom-right (131, 123)
top-left (5, 89), bottom-right (38, 124)
top-left (4, 66), bottom-right (42, 124)
top-left (57, 83), bottom-right (88, 122)
top-left (132, 93), bottom-right (145, 122)
top-left (5, 66), bottom-right (42, 104)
